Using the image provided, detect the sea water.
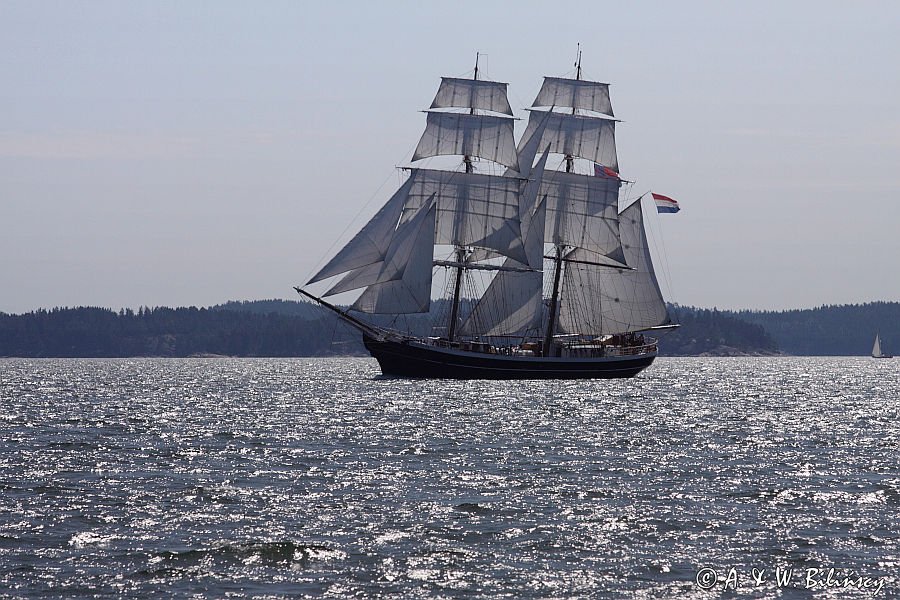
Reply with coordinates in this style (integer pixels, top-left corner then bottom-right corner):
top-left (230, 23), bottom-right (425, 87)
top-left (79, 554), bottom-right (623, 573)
top-left (1, 357), bottom-right (898, 598)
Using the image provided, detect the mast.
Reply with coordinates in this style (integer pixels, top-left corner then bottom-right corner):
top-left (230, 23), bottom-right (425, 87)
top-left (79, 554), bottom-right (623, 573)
top-left (450, 53), bottom-right (479, 341)
top-left (463, 52), bottom-right (479, 174)
top-left (565, 45), bottom-right (581, 173)
top-left (447, 247), bottom-right (466, 341)
top-left (574, 43), bottom-right (582, 81)
top-left (543, 245), bottom-right (565, 355)
top-left (312, 60), bottom-right (520, 324)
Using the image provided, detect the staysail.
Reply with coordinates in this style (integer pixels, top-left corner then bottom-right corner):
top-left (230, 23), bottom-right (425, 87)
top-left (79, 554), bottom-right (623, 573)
top-left (307, 178), bottom-right (413, 285)
top-left (542, 170), bottom-right (623, 263)
top-left (351, 201), bottom-right (437, 314)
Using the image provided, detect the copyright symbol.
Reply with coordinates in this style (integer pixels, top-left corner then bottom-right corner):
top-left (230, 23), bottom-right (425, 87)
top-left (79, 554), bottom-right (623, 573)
top-left (696, 567), bottom-right (718, 589)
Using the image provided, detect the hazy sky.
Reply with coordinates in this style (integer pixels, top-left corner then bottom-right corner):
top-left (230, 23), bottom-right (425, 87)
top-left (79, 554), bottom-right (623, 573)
top-left (3, 1), bottom-right (899, 314)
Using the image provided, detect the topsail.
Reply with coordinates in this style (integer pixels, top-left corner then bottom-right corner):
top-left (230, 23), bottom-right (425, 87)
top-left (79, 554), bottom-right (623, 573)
top-left (413, 112), bottom-right (519, 172)
top-left (532, 76), bottom-right (614, 117)
top-left (520, 110), bottom-right (618, 172)
top-left (430, 77), bottom-right (513, 115)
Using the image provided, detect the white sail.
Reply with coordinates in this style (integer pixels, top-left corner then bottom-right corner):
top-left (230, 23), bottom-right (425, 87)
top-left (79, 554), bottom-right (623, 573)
top-left (520, 110), bottom-right (618, 172)
top-left (404, 168), bottom-right (528, 264)
top-left (459, 150), bottom-right (551, 337)
top-left (351, 202), bottom-right (436, 314)
top-left (873, 334), bottom-right (883, 358)
top-left (307, 178), bottom-right (413, 284)
top-left (532, 76), bottom-right (614, 116)
top-left (512, 110), bottom-right (552, 177)
top-left (323, 194), bottom-right (437, 296)
top-left (459, 200), bottom-right (547, 337)
top-left (556, 199), bottom-right (668, 335)
top-left (324, 261), bottom-right (383, 296)
top-left (304, 65), bottom-right (675, 363)
top-left (542, 170), bottom-right (623, 261)
top-left (520, 148), bottom-right (551, 269)
top-left (412, 112), bottom-right (519, 171)
top-left (430, 77), bottom-right (513, 115)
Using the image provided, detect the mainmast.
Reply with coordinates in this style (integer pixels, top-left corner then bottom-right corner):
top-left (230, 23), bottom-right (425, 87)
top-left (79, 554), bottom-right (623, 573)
top-left (575, 43), bottom-right (582, 81)
top-left (543, 245), bottom-right (565, 355)
top-left (565, 45), bottom-right (581, 173)
top-left (523, 50), bottom-right (633, 343)
top-left (447, 246), bottom-right (466, 341)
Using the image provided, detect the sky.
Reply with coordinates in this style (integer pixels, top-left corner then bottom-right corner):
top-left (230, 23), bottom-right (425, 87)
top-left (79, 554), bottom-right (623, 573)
top-left (2, 1), bottom-right (899, 314)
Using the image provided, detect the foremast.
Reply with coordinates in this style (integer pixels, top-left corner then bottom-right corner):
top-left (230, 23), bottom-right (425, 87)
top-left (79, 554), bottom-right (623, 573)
top-left (529, 52), bottom-right (624, 352)
top-left (448, 54), bottom-right (479, 342)
top-left (305, 56), bottom-right (530, 340)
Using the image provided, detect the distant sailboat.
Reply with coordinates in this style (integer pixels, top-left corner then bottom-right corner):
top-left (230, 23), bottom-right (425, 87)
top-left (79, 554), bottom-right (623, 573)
top-left (872, 333), bottom-right (893, 359)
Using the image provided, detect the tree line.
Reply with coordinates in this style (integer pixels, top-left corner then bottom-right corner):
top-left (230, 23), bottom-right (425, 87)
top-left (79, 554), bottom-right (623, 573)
top-left (0, 304), bottom-right (361, 358)
top-left (2, 300), bottom-right (896, 358)
top-left (734, 301), bottom-right (900, 356)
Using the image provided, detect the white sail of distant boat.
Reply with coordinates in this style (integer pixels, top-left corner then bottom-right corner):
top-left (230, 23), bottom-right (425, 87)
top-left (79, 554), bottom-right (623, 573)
top-left (872, 333), bottom-right (893, 358)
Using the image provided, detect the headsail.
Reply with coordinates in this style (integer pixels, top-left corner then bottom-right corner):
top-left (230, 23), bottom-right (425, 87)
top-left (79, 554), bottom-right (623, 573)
top-left (351, 201), bottom-right (437, 314)
top-left (307, 178), bottom-right (413, 285)
top-left (323, 193), bottom-right (438, 296)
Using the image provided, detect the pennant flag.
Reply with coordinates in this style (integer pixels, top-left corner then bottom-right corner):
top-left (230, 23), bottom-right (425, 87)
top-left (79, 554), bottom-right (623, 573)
top-left (652, 193), bottom-right (680, 213)
top-left (594, 163), bottom-right (620, 179)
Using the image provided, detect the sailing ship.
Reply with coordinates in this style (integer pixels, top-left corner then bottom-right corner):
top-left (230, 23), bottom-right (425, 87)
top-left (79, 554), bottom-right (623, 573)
top-left (872, 333), bottom-right (893, 358)
top-left (297, 54), bottom-right (676, 379)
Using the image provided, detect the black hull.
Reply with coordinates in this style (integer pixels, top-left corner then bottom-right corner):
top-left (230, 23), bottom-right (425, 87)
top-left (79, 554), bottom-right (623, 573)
top-left (363, 335), bottom-right (655, 380)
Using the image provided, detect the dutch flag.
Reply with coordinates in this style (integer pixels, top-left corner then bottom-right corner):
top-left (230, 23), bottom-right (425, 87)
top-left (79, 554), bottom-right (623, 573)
top-left (652, 193), bottom-right (680, 214)
top-left (593, 163), bottom-right (620, 179)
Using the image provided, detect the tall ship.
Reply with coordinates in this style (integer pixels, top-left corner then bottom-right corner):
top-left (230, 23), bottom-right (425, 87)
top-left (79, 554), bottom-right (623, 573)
top-left (297, 54), bottom-right (677, 379)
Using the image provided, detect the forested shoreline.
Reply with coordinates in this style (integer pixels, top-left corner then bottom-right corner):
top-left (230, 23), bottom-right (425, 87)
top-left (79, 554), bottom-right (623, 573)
top-left (1, 300), bottom-right (897, 358)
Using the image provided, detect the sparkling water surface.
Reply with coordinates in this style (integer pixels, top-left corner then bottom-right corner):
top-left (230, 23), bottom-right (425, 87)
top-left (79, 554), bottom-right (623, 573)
top-left (1, 357), bottom-right (898, 598)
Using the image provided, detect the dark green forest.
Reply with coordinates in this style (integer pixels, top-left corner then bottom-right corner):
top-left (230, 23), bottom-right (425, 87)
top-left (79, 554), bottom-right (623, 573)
top-left (658, 305), bottom-right (778, 356)
top-left (735, 302), bottom-right (899, 356)
top-left (0, 303), bottom-right (361, 358)
top-left (1, 299), bottom-right (897, 358)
